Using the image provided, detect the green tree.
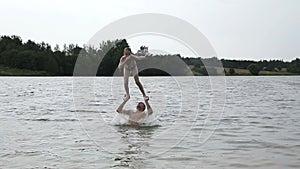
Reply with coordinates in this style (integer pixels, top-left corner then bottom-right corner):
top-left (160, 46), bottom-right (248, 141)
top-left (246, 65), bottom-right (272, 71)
top-left (248, 63), bottom-right (260, 75)
top-left (54, 44), bottom-right (60, 51)
top-left (44, 56), bottom-right (60, 75)
top-left (98, 39), bottom-right (129, 76)
top-left (287, 58), bottom-right (300, 73)
top-left (229, 68), bottom-right (235, 75)
top-left (277, 65), bottom-right (282, 71)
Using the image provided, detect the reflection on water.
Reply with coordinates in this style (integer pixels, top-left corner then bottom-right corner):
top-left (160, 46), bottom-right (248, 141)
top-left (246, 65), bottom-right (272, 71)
top-left (113, 126), bottom-right (157, 168)
top-left (0, 76), bottom-right (299, 169)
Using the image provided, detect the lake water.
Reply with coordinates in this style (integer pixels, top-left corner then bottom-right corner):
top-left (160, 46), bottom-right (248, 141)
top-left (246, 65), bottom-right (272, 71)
top-left (0, 76), bottom-right (299, 169)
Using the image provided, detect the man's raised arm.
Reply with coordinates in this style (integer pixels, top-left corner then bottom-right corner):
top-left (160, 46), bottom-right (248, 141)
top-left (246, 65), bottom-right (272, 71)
top-left (116, 97), bottom-right (130, 115)
top-left (144, 97), bottom-right (153, 115)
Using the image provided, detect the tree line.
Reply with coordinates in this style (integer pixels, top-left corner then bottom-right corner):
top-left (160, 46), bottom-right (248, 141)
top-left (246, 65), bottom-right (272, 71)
top-left (0, 35), bottom-right (299, 76)
top-left (183, 57), bottom-right (299, 75)
top-left (0, 35), bottom-right (129, 75)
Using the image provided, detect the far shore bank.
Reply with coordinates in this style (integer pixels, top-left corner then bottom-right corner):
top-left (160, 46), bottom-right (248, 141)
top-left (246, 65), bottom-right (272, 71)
top-left (1, 64), bottom-right (299, 76)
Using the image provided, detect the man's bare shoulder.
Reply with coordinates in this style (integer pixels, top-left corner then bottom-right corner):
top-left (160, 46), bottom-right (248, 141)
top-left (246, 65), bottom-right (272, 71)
top-left (119, 109), bottom-right (134, 115)
top-left (141, 110), bottom-right (151, 118)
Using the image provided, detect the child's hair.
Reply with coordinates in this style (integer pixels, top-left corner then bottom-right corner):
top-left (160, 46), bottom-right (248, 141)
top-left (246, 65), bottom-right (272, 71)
top-left (124, 47), bottom-right (132, 53)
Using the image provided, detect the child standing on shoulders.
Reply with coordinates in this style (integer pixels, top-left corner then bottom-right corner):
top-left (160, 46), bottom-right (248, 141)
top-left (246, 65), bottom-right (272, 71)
top-left (118, 47), bottom-right (149, 101)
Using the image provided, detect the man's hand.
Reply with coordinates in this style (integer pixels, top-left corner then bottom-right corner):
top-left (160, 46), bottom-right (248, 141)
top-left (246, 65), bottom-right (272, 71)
top-left (123, 94), bottom-right (130, 102)
top-left (117, 96), bottom-right (129, 114)
top-left (144, 96), bottom-right (152, 115)
top-left (144, 96), bottom-right (149, 101)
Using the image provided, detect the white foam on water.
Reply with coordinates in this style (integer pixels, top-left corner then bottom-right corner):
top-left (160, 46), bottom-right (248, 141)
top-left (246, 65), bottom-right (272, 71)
top-left (110, 113), bottom-right (129, 125)
top-left (110, 113), bottom-right (159, 126)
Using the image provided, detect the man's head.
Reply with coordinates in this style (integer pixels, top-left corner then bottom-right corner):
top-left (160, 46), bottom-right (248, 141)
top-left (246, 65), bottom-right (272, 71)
top-left (136, 102), bottom-right (146, 112)
top-left (124, 47), bottom-right (132, 56)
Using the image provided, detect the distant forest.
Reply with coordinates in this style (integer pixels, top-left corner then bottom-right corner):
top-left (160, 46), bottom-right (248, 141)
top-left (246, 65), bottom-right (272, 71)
top-left (0, 35), bottom-right (299, 76)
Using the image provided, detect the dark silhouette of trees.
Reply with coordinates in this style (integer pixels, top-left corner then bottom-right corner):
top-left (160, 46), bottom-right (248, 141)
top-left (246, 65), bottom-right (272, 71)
top-left (98, 39), bottom-right (129, 76)
top-left (229, 68), bottom-right (235, 75)
top-left (0, 35), bottom-right (63, 75)
top-left (247, 64), bottom-right (261, 75)
top-left (0, 35), bottom-right (129, 76)
top-left (277, 65), bottom-right (282, 71)
top-left (0, 35), bottom-right (299, 76)
top-left (287, 58), bottom-right (300, 73)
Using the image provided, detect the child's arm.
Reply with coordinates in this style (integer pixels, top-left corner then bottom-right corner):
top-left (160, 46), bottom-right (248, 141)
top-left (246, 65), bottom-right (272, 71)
top-left (118, 56), bottom-right (127, 69)
top-left (130, 54), bottom-right (146, 61)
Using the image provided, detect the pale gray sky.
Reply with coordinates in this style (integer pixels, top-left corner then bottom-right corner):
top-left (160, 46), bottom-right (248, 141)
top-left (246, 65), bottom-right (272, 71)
top-left (0, 0), bottom-right (299, 60)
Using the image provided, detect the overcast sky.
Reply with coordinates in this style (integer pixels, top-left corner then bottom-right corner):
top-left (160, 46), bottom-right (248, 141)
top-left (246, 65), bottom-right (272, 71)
top-left (1, 0), bottom-right (299, 60)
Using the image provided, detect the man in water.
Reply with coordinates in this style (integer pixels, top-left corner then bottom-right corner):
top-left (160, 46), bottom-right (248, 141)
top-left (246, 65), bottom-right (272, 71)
top-left (116, 96), bottom-right (153, 126)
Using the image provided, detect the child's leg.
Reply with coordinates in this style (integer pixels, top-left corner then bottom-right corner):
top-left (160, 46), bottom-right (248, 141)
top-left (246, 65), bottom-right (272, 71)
top-left (134, 74), bottom-right (147, 97)
top-left (123, 68), bottom-right (130, 100)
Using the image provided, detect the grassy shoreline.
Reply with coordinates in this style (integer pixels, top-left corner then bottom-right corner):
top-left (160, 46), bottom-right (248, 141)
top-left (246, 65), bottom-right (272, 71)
top-left (0, 65), bottom-right (50, 76)
top-left (0, 64), bottom-right (299, 76)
